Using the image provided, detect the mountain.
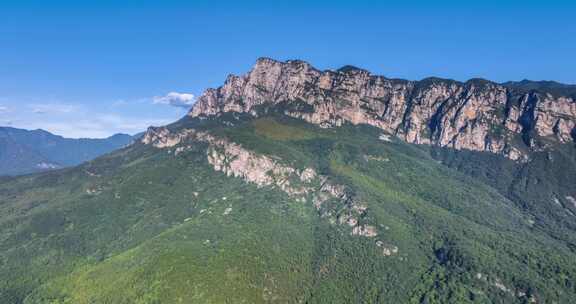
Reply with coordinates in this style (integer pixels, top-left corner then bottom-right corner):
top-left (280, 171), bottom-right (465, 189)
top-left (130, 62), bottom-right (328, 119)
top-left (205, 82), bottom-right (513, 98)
top-left (192, 58), bottom-right (576, 161)
top-left (0, 58), bottom-right (575, 303)
top-left (0, 127), bottom-right (135, 176)
top-left (502, 79), bottom-right (576, 99)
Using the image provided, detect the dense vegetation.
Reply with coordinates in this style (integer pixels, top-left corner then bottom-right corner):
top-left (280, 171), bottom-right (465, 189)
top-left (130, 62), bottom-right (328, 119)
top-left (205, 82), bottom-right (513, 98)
top-left (502, 79), bottom-right (576, 99)
top-left (0, 114), bottom-right (575, 303)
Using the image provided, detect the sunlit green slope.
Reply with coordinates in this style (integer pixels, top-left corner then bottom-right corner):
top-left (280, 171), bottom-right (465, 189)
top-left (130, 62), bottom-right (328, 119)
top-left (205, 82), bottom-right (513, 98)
top-left (0, 114), bottom-right (574, 303)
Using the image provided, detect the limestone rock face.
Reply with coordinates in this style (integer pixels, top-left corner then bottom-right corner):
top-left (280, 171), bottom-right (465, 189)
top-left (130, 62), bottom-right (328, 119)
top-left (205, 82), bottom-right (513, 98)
top-left (142, 126), bottom-right (381, 239)
top-left (190, 58), bottom-right (576, 160)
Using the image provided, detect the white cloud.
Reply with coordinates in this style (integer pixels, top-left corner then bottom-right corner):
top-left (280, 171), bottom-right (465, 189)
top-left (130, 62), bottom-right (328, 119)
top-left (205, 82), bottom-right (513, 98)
top-left (153, 92), bottom-right (195, 108)
top-left (0, 105), bottom-right (9, 113)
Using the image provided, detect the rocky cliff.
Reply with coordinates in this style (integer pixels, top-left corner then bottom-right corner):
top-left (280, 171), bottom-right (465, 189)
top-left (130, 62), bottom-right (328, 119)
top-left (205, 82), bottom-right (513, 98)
top-left (142, 126), bottom-right (382, 241)
top-left (190, 58), bottom-right (576, 160)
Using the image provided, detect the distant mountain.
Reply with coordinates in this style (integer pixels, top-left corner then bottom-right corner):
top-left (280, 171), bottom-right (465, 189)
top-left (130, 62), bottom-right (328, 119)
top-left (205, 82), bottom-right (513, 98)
top-left (0, 127), bottom-right (135, 176)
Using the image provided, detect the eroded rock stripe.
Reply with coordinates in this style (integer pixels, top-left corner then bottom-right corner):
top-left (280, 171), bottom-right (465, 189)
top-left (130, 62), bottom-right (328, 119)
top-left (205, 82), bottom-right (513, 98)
top-left (142, 127), bottom-right (391, 252)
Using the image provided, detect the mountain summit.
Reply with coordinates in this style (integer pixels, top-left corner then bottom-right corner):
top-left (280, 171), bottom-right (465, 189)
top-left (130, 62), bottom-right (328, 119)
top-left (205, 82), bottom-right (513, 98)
top-left (191, 57), bottom-right (576, 160)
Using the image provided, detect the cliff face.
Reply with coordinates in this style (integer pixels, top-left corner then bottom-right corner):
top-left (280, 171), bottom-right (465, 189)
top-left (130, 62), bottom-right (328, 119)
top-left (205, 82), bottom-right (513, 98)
top-left (142, 126), bottom-right (381, 240)
top-left (190, 58), bottom-right (576, 160)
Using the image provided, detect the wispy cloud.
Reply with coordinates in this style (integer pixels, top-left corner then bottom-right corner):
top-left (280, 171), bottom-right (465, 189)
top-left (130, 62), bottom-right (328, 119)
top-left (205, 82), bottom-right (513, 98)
top-left (16, 115), bottom-right (172, 138)
top-left (3, 96), bottom-right (184, 138)
top-left (29, 103), bottom-right (81, 114)
top-left (153, 92), bottom-right (195, 108)
top-left (111, 99), bottom-right (128, 107)
top-left (0, 119), bottom-right (13, 126)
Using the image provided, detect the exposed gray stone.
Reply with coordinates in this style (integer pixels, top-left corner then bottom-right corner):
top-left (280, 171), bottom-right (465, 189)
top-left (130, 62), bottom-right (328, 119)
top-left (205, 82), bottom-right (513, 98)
top-left (190, 58), bottom-right (576, 161)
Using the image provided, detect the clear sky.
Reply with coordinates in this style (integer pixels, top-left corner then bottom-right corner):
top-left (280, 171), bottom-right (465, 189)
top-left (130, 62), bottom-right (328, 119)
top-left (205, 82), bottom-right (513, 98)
top-left (0, 0), bottom-right (574, 138)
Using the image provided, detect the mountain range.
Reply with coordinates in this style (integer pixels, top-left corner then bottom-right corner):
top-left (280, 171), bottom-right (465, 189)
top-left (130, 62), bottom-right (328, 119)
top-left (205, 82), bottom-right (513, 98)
top-left (0, 58), bottom-right (575, 303)
top-left (0, 127), bottom-right (136, 176)
top-left (192, 58), bottom-right (575, 161)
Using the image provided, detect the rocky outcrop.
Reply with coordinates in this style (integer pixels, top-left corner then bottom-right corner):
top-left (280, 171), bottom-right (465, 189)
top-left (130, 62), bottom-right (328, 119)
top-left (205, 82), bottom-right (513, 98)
top-left (190, 58), bottom-right (576, 160)
top-left (143, 127), bottom-right (317, 198)
top-left (142, 126), bottom-right (381, 240)
top-left (206, 136), bottom-right (316, 197)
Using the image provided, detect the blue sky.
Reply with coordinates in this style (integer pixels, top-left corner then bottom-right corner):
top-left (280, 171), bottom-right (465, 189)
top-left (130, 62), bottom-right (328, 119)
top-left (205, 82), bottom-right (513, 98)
top-left (0, 0), bottom-right (574, 137)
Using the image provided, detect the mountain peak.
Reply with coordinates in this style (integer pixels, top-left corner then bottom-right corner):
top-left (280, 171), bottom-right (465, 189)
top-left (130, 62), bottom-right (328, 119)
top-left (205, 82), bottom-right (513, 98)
top-left (254, 56), bottom-right (278, 64)
top-left (249, 57), bottom-right (316, 78)
top-left (254, 57), bottom-right (311, 66)
top-left (251, 57), bottom-right (311, 73)
top-left (190, 58), bottom-right (576, 160)
top-left (337, 65), bottom-right (370, 74)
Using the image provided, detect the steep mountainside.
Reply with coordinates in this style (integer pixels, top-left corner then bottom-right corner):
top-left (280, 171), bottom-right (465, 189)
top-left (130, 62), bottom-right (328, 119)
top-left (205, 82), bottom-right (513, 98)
top-left (0, 115), bottom-right (571, 303)
top-left (192, 58), bottom-right (576, 161)
top-left (0, 59), bottom-right (575, 303)
top-left (0, 127), bottom-right (135, 176)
